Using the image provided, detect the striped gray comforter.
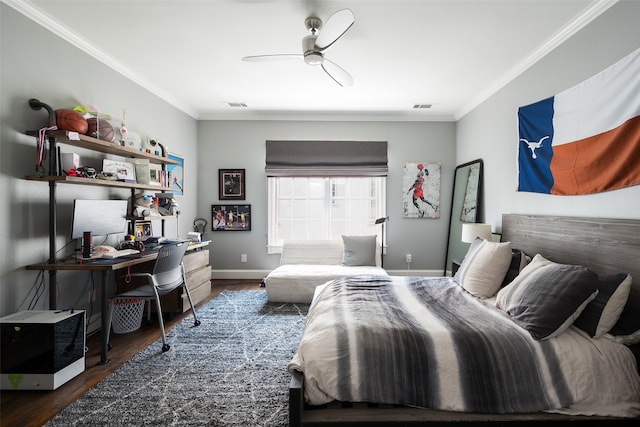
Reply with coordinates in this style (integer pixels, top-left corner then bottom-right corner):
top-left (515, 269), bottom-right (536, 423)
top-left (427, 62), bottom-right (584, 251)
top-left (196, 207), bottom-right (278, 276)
top-left (288, 275), bottom-right (640, 417)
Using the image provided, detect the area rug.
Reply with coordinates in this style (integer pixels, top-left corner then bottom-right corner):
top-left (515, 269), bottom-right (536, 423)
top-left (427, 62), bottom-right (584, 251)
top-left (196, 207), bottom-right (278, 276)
top-left (46, 290), bottom-right (309, 426)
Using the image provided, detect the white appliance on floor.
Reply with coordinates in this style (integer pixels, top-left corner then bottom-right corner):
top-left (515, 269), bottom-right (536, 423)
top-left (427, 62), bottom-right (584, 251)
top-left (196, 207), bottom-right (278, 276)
top-left (1, 310), bottom-right (86, 390)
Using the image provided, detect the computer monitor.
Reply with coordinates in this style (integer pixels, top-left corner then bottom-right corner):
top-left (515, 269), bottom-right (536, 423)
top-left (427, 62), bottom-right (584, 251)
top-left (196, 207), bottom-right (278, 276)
top-left (70, 199), bottom-right (128, 240)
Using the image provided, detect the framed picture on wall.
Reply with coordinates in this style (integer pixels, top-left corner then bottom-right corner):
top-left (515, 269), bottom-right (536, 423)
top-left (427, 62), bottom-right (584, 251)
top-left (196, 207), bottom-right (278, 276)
top-left (402, 162), bottom-right (441, 219)
top-left (211, 204), bottom-right (251, 231)
top-left (219, 169), bottom-right (245, 200)
top-left (167, 153), bottom-right (184, 195)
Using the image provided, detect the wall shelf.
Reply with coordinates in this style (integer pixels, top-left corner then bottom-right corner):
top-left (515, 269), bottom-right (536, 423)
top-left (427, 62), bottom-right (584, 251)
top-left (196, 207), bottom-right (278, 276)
top-left (25, 175), bottom-right (175, 192)
top-left (26, 130), bottom-right (178, 165)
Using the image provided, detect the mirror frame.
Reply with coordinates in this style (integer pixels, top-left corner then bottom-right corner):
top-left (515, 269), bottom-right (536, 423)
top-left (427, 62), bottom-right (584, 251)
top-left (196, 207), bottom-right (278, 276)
top-left (443, 159), bottom-right (484, 275)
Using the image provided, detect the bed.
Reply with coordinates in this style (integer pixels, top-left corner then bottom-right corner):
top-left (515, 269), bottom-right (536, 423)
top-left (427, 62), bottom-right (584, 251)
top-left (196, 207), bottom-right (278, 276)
top-left (265, 237), bottom-right (387, 303)
top-left (288, 214), bottom-right (640, 425)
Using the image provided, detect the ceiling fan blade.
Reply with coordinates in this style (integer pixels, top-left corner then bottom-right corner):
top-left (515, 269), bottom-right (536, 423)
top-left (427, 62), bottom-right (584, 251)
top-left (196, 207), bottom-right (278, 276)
top-left (315, 9), bottom-right (354, 51)
top-left (321, 58), bottom-right (353, 87)
top-left (242, 54), bottom-right (303, 62)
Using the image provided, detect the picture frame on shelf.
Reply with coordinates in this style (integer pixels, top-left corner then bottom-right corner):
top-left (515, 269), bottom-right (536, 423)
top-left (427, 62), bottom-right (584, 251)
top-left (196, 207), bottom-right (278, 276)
top-left (102, 159), bottom-right (136, 183)
top-left (134, 221), bottom-right (153, 240)
top-left (148, 164), bottom-right (162, 186)
top-left (211, 204), bottom-right (251, 231)
top-left (219, 169), bottom-right (245, 200)
top-left (166, 153), bottom-right (184, 195)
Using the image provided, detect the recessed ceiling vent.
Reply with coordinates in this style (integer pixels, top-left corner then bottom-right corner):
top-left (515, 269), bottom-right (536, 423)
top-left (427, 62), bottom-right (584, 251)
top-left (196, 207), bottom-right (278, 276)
top-left (413, 104), bottom-right (432, 109)
top-left (228, 102), bottom-right (248, 108)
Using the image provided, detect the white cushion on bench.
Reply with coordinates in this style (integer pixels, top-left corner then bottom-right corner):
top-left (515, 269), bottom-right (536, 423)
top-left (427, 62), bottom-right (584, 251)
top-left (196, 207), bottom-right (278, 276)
top-left (266, 264), bottom-right (387, 303)
top-left (265, 239), bottom-right (387, 303)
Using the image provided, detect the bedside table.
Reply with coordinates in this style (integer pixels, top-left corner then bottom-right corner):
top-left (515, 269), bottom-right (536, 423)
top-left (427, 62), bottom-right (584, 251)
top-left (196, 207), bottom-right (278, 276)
top-left (451, 259), bottom-right (462, 276)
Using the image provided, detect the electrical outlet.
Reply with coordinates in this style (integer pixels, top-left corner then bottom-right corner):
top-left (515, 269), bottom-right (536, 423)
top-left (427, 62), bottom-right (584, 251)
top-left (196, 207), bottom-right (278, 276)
top-left (405, 254), bottom-right (412, 263)
top-left (241, 254), bottom-right (247, 263)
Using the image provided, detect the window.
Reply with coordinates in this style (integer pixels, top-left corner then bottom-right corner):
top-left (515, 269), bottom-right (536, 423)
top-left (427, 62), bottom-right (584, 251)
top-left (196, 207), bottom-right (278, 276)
top-left (267, 176), bottom-right (386, 253)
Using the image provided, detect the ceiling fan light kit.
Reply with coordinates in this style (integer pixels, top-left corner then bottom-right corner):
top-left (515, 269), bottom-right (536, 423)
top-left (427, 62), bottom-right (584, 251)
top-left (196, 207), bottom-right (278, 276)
top-left (302, 35), bottom-right (323, 66)
top-left (242, 9), bottom-right (355, 87)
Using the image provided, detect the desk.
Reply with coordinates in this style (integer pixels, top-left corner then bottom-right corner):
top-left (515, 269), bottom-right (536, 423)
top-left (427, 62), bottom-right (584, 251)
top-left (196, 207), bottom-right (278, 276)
top-left (26, 242), bottom-right (210, 365)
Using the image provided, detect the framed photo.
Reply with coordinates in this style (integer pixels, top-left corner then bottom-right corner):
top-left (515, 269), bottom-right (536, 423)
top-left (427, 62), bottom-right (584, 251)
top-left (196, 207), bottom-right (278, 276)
top-left (211, 204), bottom-right (251, 231)
top-left (134, 221), bottom-right (153, 240)
top-left (219, 169), bottom-right (245, 200)
top-left (102, 159), bottom-right (136, 183)
top-left (166, 153), bottom-right (184, 195)
top-left (148, 164), bottom-right (162, 186)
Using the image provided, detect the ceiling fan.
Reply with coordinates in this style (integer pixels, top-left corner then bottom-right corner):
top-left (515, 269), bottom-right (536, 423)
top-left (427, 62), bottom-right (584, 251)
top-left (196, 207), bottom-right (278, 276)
top-left (242, 8), bottom-right (355, 87)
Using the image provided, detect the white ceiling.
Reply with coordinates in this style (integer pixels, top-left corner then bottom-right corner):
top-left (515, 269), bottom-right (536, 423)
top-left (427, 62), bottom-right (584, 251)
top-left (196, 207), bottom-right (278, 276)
top-left (10, 0), bottom-right (615, 121)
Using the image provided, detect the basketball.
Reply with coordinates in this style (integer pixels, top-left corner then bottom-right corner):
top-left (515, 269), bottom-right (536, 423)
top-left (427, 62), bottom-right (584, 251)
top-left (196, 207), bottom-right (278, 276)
top-left (55, 109), bottom-right (88, 134)
top-left (86, 118), bottom-right (115, 142)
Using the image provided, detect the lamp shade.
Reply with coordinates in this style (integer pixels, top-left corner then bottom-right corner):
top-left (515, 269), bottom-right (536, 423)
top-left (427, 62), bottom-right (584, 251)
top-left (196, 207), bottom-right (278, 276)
top-left (461, 223), bottom-right (492, 243)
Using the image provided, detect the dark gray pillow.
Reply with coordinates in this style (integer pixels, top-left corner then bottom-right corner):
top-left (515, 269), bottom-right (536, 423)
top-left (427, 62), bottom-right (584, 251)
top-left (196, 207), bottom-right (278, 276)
top-left (501, 249), bottom-right (528, 287)
top-left (573, 273), bottom-right (631, 338)
top-left (342, 235), bottom-right (377, 266)
top-left (604, 305), bottom-right (640, 345)
top-left (496, 254), bottom-right (599, 340)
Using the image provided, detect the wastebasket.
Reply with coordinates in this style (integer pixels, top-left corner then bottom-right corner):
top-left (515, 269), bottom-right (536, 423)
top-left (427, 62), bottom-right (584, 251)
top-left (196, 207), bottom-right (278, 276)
top-left (109, 298), bottom-right (145, 334)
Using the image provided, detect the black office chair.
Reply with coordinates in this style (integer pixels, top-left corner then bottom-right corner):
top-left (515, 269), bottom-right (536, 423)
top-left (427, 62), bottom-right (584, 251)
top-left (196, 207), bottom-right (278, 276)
top-left (109, 241), bottom-right (201, 352)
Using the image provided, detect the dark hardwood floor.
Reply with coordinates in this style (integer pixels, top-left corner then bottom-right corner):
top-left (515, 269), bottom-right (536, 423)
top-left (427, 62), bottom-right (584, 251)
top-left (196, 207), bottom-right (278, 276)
top-left (0, 279), bottom-right (262, 427)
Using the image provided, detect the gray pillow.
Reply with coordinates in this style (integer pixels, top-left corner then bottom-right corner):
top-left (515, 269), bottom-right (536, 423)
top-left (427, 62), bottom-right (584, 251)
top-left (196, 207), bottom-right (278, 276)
top-left (342, 235), bottom-right (377, 266)
top-left (496, 254), bottom-right (599, 340)
top-left (573, 273), bottom-right (631, 338)
top-left (604, 305), bottom-right (640, 345)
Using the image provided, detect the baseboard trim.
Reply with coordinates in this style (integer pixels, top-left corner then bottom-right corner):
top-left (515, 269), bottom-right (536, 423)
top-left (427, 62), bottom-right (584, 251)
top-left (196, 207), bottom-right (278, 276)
top-left (212, 269), bottom-right (444, 280)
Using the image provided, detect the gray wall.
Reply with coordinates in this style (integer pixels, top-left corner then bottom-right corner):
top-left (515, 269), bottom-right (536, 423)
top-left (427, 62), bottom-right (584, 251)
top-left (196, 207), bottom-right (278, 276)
top-left (457, 0), bottom-right (640, 231)
top-left (0, 4), bottom-right (198, 317)
top-left (197, 120), bottom-right (456, 274)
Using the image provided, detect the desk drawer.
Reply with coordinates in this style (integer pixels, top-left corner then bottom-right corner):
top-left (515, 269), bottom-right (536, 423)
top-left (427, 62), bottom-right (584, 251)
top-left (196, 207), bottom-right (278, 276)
top-left (160, 266), bottom-right (211, 313)
top-left (183, 250), bottom-right (209, 273)
top-left (185, 266), bottom-right (211, 291)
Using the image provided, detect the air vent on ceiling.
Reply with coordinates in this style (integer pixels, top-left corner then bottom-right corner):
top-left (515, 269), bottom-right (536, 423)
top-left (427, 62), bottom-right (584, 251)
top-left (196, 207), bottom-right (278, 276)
top-left (227, 102), bottom-right (248, 108)
top-left (413, 104), bottom-right (432, 109)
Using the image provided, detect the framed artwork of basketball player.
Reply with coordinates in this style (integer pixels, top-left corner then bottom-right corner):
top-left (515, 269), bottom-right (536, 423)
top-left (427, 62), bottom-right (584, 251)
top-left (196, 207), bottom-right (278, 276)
top-left (402, 162), bottom-right (441, 219)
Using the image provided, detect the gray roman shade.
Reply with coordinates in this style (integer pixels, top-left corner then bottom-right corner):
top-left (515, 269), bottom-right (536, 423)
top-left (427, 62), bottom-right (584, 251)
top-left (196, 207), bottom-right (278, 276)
top-left (265, 140), bottom-right (388, 177)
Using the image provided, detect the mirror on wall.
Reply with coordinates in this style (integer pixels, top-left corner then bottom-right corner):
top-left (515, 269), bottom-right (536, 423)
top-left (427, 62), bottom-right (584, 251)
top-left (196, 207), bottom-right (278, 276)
top-left (444, 159), bottom-right (484, 275)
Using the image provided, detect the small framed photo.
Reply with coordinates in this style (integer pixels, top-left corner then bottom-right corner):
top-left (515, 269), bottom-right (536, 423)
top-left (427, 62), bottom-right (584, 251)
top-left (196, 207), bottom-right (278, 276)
top-left (211, 204), bottom-right (251, 231)
top-left (103, 159), bottom-right (136, 183)
top-left (167, 153), bottom-right (184, 195)
top-left (134, 221), bottom-right (153, 240)
top-left (148, 164), bottom-right (162, 186)
top-left (219, 169), bottom-right (245, 200)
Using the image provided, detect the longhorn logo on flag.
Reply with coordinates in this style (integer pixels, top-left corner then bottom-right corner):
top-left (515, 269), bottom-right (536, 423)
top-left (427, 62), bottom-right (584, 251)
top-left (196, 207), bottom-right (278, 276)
top-left (517, 47), bottom-right (640, 195)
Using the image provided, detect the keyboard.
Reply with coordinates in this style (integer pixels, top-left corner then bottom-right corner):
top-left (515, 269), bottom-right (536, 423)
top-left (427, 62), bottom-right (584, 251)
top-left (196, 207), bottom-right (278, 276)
top-left (100, 248), bottom-right (140, 259)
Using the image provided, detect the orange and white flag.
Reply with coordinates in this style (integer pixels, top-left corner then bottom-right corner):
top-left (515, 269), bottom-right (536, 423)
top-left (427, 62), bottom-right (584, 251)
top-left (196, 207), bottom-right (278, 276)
top-left (518, 47), bottom-right (640, 195)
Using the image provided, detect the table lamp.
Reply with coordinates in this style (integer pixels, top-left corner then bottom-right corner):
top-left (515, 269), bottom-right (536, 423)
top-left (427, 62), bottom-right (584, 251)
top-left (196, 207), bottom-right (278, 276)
top-left (461, 223), bottom-right (492, 243)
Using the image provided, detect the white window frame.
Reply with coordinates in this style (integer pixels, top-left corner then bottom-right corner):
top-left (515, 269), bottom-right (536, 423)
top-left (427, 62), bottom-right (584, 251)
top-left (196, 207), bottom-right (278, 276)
top-left (267, 177), bottom-right (386, 254)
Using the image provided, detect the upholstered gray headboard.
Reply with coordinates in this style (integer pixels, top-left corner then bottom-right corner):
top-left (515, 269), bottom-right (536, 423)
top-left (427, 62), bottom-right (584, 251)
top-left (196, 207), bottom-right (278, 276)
top-left (501, 214), bottom-right (640, 308)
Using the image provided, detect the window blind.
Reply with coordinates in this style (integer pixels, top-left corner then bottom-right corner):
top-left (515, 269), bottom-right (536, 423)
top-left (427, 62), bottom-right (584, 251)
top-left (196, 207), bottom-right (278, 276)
top-left (265, 140), bottom-right (388, 177)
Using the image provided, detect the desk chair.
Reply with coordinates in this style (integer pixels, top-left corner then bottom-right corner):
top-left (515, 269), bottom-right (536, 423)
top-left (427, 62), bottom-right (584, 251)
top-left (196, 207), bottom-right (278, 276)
top-left (109, 241), bottom-right (201, 352)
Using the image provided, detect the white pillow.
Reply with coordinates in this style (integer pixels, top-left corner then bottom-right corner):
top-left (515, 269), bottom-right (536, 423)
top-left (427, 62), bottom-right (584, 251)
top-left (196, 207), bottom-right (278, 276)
top-left (453, 238), bottom-right (512, 298)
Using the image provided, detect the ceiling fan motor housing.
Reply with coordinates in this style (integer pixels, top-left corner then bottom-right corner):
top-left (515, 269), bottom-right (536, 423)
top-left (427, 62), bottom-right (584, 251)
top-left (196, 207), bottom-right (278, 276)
top-left (302, 35), bottom-right (323, 65)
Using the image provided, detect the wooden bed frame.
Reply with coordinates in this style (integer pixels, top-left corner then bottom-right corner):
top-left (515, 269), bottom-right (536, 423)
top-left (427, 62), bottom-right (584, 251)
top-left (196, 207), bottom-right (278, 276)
top-left (289, 214), bottom-right (640, 426)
